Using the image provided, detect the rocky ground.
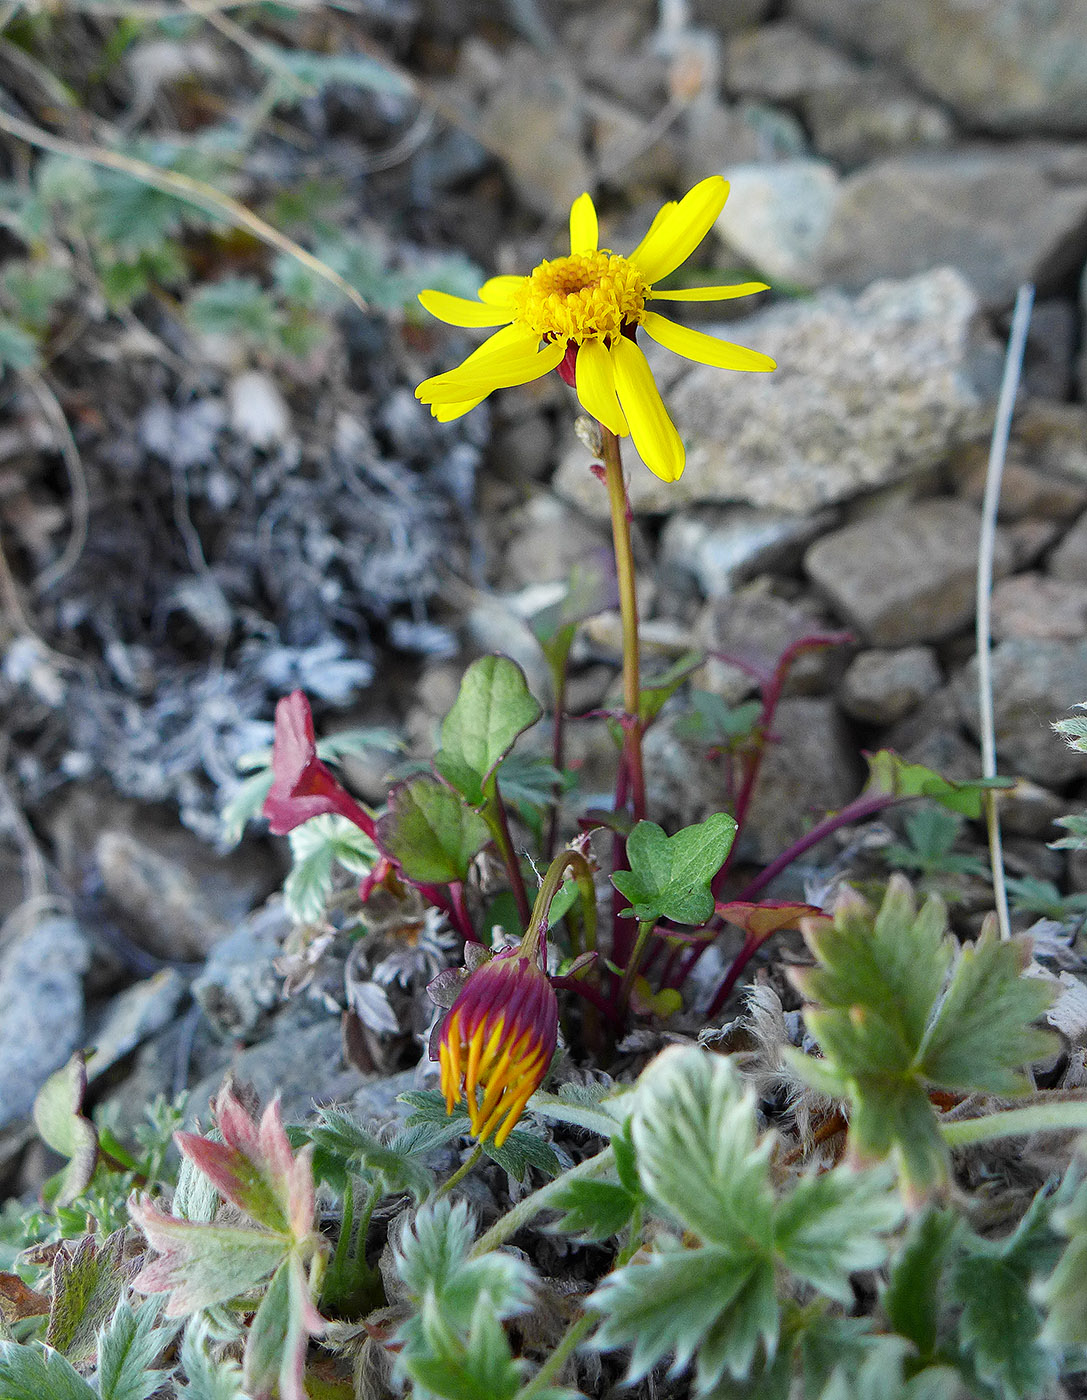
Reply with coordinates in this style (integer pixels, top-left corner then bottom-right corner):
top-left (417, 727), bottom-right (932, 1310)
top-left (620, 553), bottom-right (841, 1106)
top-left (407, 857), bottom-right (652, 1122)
top-left (5, 0), bottom-right (1087, 1207)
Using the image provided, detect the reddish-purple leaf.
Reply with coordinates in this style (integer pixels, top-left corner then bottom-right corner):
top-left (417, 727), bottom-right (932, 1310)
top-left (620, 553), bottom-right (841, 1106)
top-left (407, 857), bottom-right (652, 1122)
top-left (264, 690), bottom-right (377, 838)
top-left (716, 900), bottom-right (832, 943)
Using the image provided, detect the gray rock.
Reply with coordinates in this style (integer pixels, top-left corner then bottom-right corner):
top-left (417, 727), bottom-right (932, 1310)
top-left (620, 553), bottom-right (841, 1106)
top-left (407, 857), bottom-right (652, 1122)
top-left (739, 697), bottom-right (860, 864)
top-left (888, 688), bottom-right (989, 783)
top-left (1021, 300), bottom-right (1078, 401)
top-left (953, 640), bottom-right (1087, 785)
top-left (991, 574), bottom-right (1087, 641)
top-left (724, 22), bottom-right (856, 102)
top-left (716, 160), bottom-right (841, 286)
top-left (1000, 779), bottom-right (1066, 839)
top-left (0, 917), bottom-right (90, 1127)
top-left (816, 148), bottom-right (1087, 309)
top-left (723, 24), bottom-right (951, 164)
top-left (86, 969), bottom-right (187, 1081)
top-left (792, 0), bottom-right (1087, 134)
top-left (499, 493), bottom-right (610, 589)
top-left (840, 647), bottom-right (942, 724)
top-left (553, 269), bottom-right (1000, 516)
top-left (192, 901), bottom-right (291, 1041)
top-left (95, 830), bottom-right (229, 961)
top-left (659, 506), bottom-right (833, 600)
top-left (1050, 511), bottom-right (1087, 583)
top-left (186, 1008), bottom-right (357, 1127)
top-left (803, 81), bottom-right (954, 166)
top-left (695, 586), bottom-right (848, 699)
top-left (951, 451), bottom-right (1087, 522)
top-left (805, 499), bottom-right (1012, 646)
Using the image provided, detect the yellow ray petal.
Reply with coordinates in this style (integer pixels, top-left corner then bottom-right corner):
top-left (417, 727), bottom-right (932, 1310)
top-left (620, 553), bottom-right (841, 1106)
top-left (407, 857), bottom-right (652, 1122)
top-left (648, 281), bottom-right (769, 302)
top-left (415, 324), bottom-right (539, 406)
top-left (417, 288), bottom-right (516, 327)
top-left (431, 397), bottom-right (486, 422)
top-left (642, 311), bottom-right (777, 372)
top-left (575, 338), bottom-right (628, 436)
top-left (611, 337), bottom-right (685, 483)
top-left (418, 337), bottom-right (566, 403)
top-left (569, 191), bottom-right (599, 254)
top-left (479, 275), bottom-right (526, 305)
top-left (628, 177), bottom-right (730, 285)
top-left (629, 200), bottom-right (676, 262)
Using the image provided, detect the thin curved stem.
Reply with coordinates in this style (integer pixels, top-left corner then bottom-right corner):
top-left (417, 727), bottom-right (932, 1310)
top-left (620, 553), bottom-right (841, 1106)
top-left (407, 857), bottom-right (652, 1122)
top-left (600, 427), bottom-right (646, 822)
top-left (472, 1145), bottom-right (616, 1256)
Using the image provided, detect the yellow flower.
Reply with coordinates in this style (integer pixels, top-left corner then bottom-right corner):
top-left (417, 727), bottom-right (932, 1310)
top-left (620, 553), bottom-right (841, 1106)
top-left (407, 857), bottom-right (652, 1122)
top-left (414, 176), bottom-right (775, 482)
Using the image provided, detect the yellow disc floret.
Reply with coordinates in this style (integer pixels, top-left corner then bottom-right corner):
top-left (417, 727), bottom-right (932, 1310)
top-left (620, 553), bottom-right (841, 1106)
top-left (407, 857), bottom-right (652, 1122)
top-left (513, 250), bottom-right (648, 346)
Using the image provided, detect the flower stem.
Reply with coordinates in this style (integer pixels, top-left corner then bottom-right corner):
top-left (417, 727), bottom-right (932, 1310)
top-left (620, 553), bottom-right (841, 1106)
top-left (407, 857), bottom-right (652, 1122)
top-left (517, 1311), bottom-right (596, 1399)
top-left (939, 1100), bottom-right (1087, 1148)
top-left (600, 426), bottom-right (645, 822)
top-left (472, 1144), bottom-right (616, 1256)
top-left (486, 784), bottom-right (532, 929)
top-left (617, 918), bottom-right (656, 1016)
top-left (438, 1143), bottom-right (484, 1196)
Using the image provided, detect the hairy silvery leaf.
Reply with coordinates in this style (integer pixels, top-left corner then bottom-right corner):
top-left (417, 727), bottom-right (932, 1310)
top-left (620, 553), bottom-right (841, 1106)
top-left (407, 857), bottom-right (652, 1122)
top-left (773, 1167), bottom-right (901, 1302)
top-left (0, 1340), bottom-right (96, 1400)
top-left (304, 1109), bottom-right (434, 1202)
top-left (393, 1199), bottom-right (535, 1330)
top-left (48, 1231), bottom-right (132, 1370)
top-left (95, 1293), bottom-right (178, 1400)
top-left (631, 1046), bottom-right (774, 1249)
top-left (590, 1241), bottom-right (776, 1391)
top-left (178, 1318), bottom-right (247, 1400)
top-left (285, 815), bottom-right (377, 923)
top-left (401, 1291), bottom-right (524, 1400)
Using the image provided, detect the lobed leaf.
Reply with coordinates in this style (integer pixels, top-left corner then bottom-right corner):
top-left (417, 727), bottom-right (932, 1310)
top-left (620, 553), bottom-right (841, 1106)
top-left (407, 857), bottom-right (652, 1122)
top-left (378, 775), bottom-right (490, 885)
top-left (95, 1293), bottom-right (178, 1400)
top-left (863, 750), bottom-right (1011, 818)
top-left (612, 813), bottom-right (736, 925)
top-left (434, 655), bottom-right (542, 807)
top-left (0, 1340), bottom-right (96, 1400)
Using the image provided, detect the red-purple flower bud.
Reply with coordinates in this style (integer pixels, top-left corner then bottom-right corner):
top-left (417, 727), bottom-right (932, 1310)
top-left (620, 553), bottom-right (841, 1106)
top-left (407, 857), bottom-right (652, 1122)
top-left (437, 947), bottom-right (558, 1147)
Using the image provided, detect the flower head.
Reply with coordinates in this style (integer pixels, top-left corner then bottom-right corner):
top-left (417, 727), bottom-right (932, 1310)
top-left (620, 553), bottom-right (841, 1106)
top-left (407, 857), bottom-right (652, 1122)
top-left (264, 690), bottom-right (376, 839)
top-left (415, 176), bottom-right (775, 482)
top-left (436, 944), bottom-right (558, 1147)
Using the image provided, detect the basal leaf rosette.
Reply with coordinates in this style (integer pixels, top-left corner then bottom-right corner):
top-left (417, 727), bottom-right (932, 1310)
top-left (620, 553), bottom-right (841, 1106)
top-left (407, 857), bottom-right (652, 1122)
top-left (414, 177), bottom-right (775, 483)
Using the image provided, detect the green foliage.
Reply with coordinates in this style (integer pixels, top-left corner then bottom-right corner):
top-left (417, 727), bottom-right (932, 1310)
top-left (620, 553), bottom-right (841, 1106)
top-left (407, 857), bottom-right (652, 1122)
top-left (33, 1054), bottom-right (99, 1208)
top-left (590, 1048), bottom-right (901, 1394)
top-left (434, 656), bottom-right (542, 807)
top-left (95, 1294), bottom-right (178, 1400)
top-left (0, 1339), bottom-right (97, 1400)
top-left (882, 807), bottom-right (988, 879)
top-left (303, 1106), bottom-right (434, 1201)
top-left (863, 750), bottom-right (1012, 818)
top-left (612, 813), bottom-right (736, 924)
top-left (177, 1320), bottom-right (248, 1400)
top-left (788, 877), bottom-right (1056, 1199)
top-left (399, 1090), bottom-right (560, 1182)
top-left (284, 815), bottom-right (377, 923)
top-left (377, 776), bottom-right (490, 886)
top-left (1003, 874), bottom-right (1087, 920)
top-left (674, 690), bottom-right (762, 748)
top-left (1040, 1172), bottom-right (1087, 1346)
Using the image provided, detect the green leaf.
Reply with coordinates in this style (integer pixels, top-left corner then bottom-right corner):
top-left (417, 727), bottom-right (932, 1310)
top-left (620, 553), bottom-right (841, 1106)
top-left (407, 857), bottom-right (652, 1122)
top-left (378, 776), bottom-right (490, 885)
top-left (1, 261), bottom-right (72, 333)
top-left (95, 1294), bottom-right (177, 1400)
top-left (32, 1054), bottom-right (99, 1209)
top-left (951, 1191), bottom-right (1060, 1400)
top-left (434, 656), bottom-right (542, 807)
top-left (529, 556), bottom-right (617, 669)
top-left (772, 1166), bottom-right (901, 1303)
top-left (637, 652), bottom-right (703, 725)
top-left (631, 1045), bottom-right (774, 1250)
top-left (129, 1198), bottom-right (289, 1315)
top-left (187, 278), bottom-right (279, 341)
top-left (0, 1340), bottom-right (96, 1400)
top-left (304, 1109), bottom-right (433, 1201)
top-left (242, 1254), bottom-right (320, 1400)
top-left (403, 1292), bottom-right (523, 1400)
top-left (590, 1243), bottom-right (775, 1392)
top-left (263, 46), bottom-right (412, 100)
top-left (397, 1091), bottom-right (559, 1182)
top-left (611, 813), bottom-right (736, 925)
top-left (863, 750), bottom-right (1011, 818)
top-left (881, 1208), bottom-right (958, 1360)
top-left (0, 318), bottom-right (39, 372)
top-left (48, 1231), bottom-right (132, 1368)
top-left (919, 924), bottom-right (1055, 1093)
top-left (178, 1318), bottom-right (247, 1400)
top-left (219, 767), bottom-right (275, 846)
top-left (285, 814), bottom-right (377, 923)
top-left (549, 1179), bottom-right (639, 1240)
top-left (674, 692), bottom-right (761, 748)
top-left (393, 1199), bottom-right (535, 1330)
top-left (1041, 1174), bottom-right (1087, 1346)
